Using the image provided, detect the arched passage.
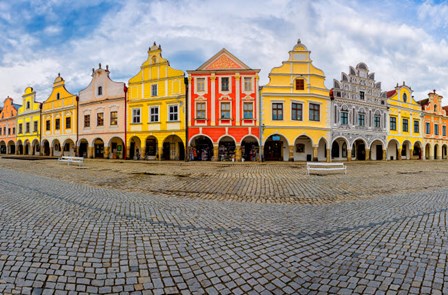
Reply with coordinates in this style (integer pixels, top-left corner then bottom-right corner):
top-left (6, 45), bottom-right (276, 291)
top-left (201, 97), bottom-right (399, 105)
top-left (331, 137), bottom-right (348, 160)
top-left (190, 135), bottom-right (213, 161)
top-left (370, 140), bottom-right (384, 160)
top-left (145, 136), bottom-right (158, 160)
top-left (264, 134), bottom-right (288, 161)
top-left (434, 144), bottom-right (439, 160)
top-left (129, 136), bottom-right (141, 160)
top-left (241, 135), bottom-right (259, 161)
top-left (24, 140), bottom-right (30, 155)
top-left (78, 138), bottom-right (88, 158)
top-left (218, 136), bottom-right (236, 161)
top-left (425, 143), bottom-right (431, 160)
top-left (387, 140), bottom-right (399, 160)
top-left (7, 140), bottom-right (15, 154)
top-left (317, 138), bottom-right (327, 162)
top-left (16, 140), bottom-right (23, 155)
top-left (402, 140), bottom-right (412, 160)
top-left (294, 135), bottom-right (313, 161)
top-left (443, 144), bottom-right (448, 160)
top-left (413, 141), bottom-right (422, 160)
top-left (42, 140), bottom-right (50, 156)
top-left (32, 139), bottom-right (40, 156)
top-left (352, 139), bottom-right (367, 160)
top-left (52, 139), bottom-right (61, 157)
top-left (0, 140), bottom-right (6, 154)
top-left (93, 138), bottom-right (104, 158)
top-left (109, 137), bottom-right (125, 159)
top-left (162, 135), bottom-right (185, 160)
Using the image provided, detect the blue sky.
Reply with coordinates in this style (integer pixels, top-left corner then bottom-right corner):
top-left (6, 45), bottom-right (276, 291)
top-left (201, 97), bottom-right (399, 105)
top-left (1, 0), bottom-right (448, 105)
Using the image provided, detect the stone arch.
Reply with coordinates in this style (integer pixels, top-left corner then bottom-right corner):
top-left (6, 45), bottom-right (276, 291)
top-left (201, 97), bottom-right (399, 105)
top-left (264, 134), bottom-right (289, 161)
top-left (425, 143), bottom-right (431, 160)
top-left (387, 139), bottom-right (400, 160)
top-left (32, 139), bottom-right (40, 156)
top-left (443, 144), bottom-right (448, 160)
top-left (331, 136), bottom-right (349, 160)
top-left (351, 138), bottom-right (368, 161)
top-left (52, 139), bottom-right (62, 157)
top-left (108, 137), bottom-right (125, 159)
top-left (218, 136), bottom-right (236, 161)
top-left (190, 135), bottom-right (213, 161)
top-left (293, 135), bottom-right (313, 162)
top-left (63, 139), bottom-right (76, 157)
top-left (370, 139), bottom-right (384, 160)
top-left (0, 140), bottom-right (6, 154)
top-left (41, 139), bottom-right (50, 156)
top-left (402, 140), bottom-right (412, 160)
top-left (78, 138), bottom-right (89, 158)
top-left (240, 135), bottom-right (259, 161)
top-left (8, 140), bottom-right (15, 155)
top-left (91, 137), bottom-right (105, 158)
top-left (434, 143), bottom-right (439, 160)
top-left (144, 135), bottom-right (158, 160)
top-left (16, 140), bottom-right (23, 155)
top-left (23, 139), bottom-right (31, 155)
top-left (413, 141), bottom-right (423, 160)
top-left (162, 135), bottom-right (185, 161)
top-left (129, 136), bottom-right (141, 160)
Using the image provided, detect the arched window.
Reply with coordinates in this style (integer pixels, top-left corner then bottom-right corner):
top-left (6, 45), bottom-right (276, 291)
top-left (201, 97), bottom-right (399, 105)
top-left (434, 104), bottom-right (437, 112)
top-left (98, 86), bottom-right (103, 96)
top-left (403, 93), bottom-right (407, 103)
top-left (56, 93), bottom-right (60, 100)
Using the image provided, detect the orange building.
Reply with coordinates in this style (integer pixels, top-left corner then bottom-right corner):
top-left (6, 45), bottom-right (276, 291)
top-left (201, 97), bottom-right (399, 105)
top-left (0, 97), bottom-right (20, 154)
top-left (187, 49), bottom-right (260, 161)
top-left (418, 90), bottom-right (448, 160)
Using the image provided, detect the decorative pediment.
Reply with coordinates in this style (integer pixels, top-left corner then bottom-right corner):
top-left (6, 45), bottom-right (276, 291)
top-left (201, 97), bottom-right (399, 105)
top-left (198, 48), bottom-right (251, 71)
top-left (195, 95), bottom-right (207, 101)
top-left (242, 95), bottom-right (254, 100)
top-left (218, 95), bottom-right (231, 101)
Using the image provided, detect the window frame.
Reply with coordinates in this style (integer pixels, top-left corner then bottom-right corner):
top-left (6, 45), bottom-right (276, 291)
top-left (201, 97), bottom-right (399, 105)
top-left (309, 103), bottom-right (320, 122)
top-left (272, 102), bottom-right (283, 121)
top-left (243, 77), bottom-right (252, 92)
top-left (66, 117), bottom-right (71, 129)
top-left (390, 117), bottom-right (397, 131)
top-left (132, 108), bottom-right (141, 124)
top-left (196, 102), bottom-right (206, 120)
top-left (149, 106), bottom-right (160, 123)
top-left (291, 102), bottom-right (303, 121)
top-left (243, 102), bottom-right (254, 119)
top-left (55, 118), bottom-right (60, 130)
top-left (97, 112), bottom-right (104, 127)
top-left (220, 77), bottom-right (230, 92)
top-left (295, 79), bottom-right (305, 91)
top-left (414, 120), bottom-right (419, 133)
top-left (402, 118), bottom-right (409, 132)
top-left (220, 102), bottom-right (231, 119)
top-left (110, 111), bottom-right (118, 126)
top-left (168, 105), bottom-right (179, 122)
top-left (151, 84), bottom-right (158, 97)
top-left (84, 115), bottom-right (90, 128)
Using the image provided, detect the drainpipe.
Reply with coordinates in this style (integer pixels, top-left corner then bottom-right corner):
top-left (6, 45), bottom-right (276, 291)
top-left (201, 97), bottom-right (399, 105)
top-left (259, 86), bottom-right (263, 162)
top-left (39, 103), bottom-right (42, 156)
top-left (76, 95), bottom-right (79, 157)
top-left (184, 76), bottom-right (189, 162)
top-left (123, 84), bottom-right (128, 160)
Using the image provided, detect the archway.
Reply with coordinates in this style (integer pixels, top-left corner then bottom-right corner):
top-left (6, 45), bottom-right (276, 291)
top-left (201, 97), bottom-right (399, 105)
top-left (93, 138), bottom-right (104, 158)
top-left (24, 140), bottom-right (30, 155)
top-left (42, 140), bottom-right (50, 156)
top-left (163, 135), bottom-right (184, 160)
top-left (402, 140), bottom-right (412, 160)
top-left (63, 139), bottom-right (75, 157)
top-left (78, 139), bottom-right (88, 158)
top-left (353, 139), bottom-right (367, 160)
top-left (109, 137), bottom-right (125, 159)
top-left (370, 140), bottom-right (384, 160)
top-left (413, 142), bottom-right (422, 160)
top-left (443, 144), bottom-right (448, 160)
top-left (190, 135), bottom-right (213, 161)
top-left (0, 140), bottom-right (6, 154)
top-left (241, 135), bottom-right (259, 161)
top-left (425, 143), bottom-right (431, 160)
top-left (32, 139), bottom-right (40, 156)
top-left (387, 140), bottom-right (399, 160)
top-left (7, 140), bottom-right (15, 154)
top-left (331, 137), bottom-right (348, 160)
top-left (16, 140), bottom-right (23, 155)
top-left (264, 134), bottom-right (288, 161)
top-left (434, 144), bottom-right (439, 160)
top-left (129, 136), bottom-right (141, 160)
top-left (218, 136), bottom-right (236, 161)
top-left (145, 136), bottom-right (158, 160)
top-left (52, 139), bottom-right (61, 157)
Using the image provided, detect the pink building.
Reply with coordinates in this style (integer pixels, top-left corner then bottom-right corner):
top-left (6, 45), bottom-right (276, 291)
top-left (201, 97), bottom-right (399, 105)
top-left (78, 64), bottom-right (127, 159)
top-left (0, 97), bottom-right (20, 154)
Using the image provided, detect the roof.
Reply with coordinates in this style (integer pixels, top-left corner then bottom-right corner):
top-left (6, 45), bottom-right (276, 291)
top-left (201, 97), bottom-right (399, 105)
top-left (13, 103), bottom-right (21, 109)
top-left (386, 90), bottom-right (396, 98)
top-left (191, 48), bottom-right (259, 72)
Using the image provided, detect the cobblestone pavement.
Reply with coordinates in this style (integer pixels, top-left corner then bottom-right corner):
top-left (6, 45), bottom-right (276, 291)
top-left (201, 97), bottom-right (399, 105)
top-left (1, 160), bottom-right (448, 294)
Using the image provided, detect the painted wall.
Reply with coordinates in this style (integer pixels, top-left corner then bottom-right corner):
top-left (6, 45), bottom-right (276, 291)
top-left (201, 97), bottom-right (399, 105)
top-left (17, 87), bottom-right (41, 155)
top-left (0, 97), bottom-right (19, 154)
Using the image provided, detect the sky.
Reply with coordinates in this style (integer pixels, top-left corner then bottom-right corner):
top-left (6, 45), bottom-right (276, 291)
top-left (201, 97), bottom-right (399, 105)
top-left (0, 0), bottom-right (448, 105)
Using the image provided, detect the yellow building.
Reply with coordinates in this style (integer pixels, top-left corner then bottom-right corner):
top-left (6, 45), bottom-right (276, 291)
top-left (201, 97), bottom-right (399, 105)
top-left (17, 87), bottom-right (41, 155)
top-left (41, 74), bottom-right (78, 157)
top-left (127, 42), bottom-right (186, 160)
top-left (261, 39), bottom-right (330, 161)
top-left (386, 82), bottom-right (423, 160)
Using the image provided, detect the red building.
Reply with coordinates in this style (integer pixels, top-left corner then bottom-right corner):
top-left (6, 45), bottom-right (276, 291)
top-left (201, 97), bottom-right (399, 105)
top-left (187, 49), bottom-right (260, 161)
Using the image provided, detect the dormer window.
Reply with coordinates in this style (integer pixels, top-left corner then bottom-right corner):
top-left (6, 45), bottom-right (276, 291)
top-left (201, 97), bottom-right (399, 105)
top-left (26, 101), bottom-right (30, 109)
top-left (98, 86), bottom-right (103, 96)
top-left (360, 91), bottom-right (365, 100)
top-left (434, 104), bottom-right (437, 112)
top-left (56, 93), bottom-right (60, 100)
top-left (403, 93), bottom-right (407, 103)
top-left (152, 56), bottom-right (156, 64)
top-left (295, 79), bottom-right (305, 90)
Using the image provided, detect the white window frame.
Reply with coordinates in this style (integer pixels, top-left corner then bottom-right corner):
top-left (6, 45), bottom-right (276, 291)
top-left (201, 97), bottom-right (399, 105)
top-left (196, 102), bottom-right (206, 120)
top-left (150, 106), bottom-right (160, 123)
top-left (243, 102), bottom-right (254, 119)
top-left (196, 77), bottom-right (206, 93)
top-left (168, 105), bottom-right (179, 122)
top-left (132, 108), bottom-right (141, 124)
top-left (219, 76), bottom-right (231, 93)
top-left (220, 102), bottom-right (231, 119)
top-left (243, 77), bottom-right (253, 93)
top-left (151, 84), bottom-right (158, 97)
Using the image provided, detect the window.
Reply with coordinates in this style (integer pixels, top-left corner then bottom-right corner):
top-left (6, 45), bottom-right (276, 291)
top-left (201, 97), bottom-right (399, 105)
top-left (444, 126), bottom-right (447, 136)
top-left (390, 117), bottom-right (397, 130)
top-left (3, 127), bottom-right (5, 135)
top-left (197, 78), bottom-right (205, 92)
top-left (374, 114), bottom-right (381, 128)
top-left (360, 91), bottom-right (365, 100)
top-left (66, 117), bottom-right (71, 129)
top-left (341, 111), bottom-right (349, 125)
top-left (414, 120), bottom-right (419, 133)
top-left (18, 124), bottom-right (22, 134)
top-left (151, 84), bottom-right (158, 97)
top-left (12, 127), bottom-right (15, 135)
top-left (243, 102), bottom-right (253, 119)
top-left (56, 93), bottom-right (60, 100)
top-left (272, 103), bottom-right (283, 120)
top-left (46, 120), bottom-right (50, 131)
top-left (8, 128), bottom-right (10, 135)
top-left (434, 105), bottom-right (437, 112)
top-left (295, 79), bottom-right (304, 90)
top-left (435, 124), bottom-right (439, 135)
top-left (291, 103), bottom-right (302, 121)
top-left (220, 102), bottom-right (230, 119)
top-left (34, 121), bottom-right (38, 132)
top-left (403, 93), bottom-right (407, 103)
top-left (150, 107), bottom-right (159, 122)
top-left (110, 111), bottom-right (118, 125)
top-left (309, 103), bottom-right (320, 121)
top-left (426, 122), bottom-right (430, 134)
top-left (26, 101), bottom-right (30, 109)
top-left (55, 118), bottom-right (60, 130)
top-left (244, 77), bottom-right (252, 92)
top-left (169, 105), bottom-right (178, 121)
top-left (132, 109), bottom-right (141, 123)
top-left (221, 77), bottom-right (229, 92)
top-left (196, 103), bottom-right (206, 119)
top-left (358, 112), bottom-right (365, 126)
top-left (0, 128), bottom-right (2, 135)
top-left (84, 115), bottom-right (90, 128)
top-left (98, 86), bottom-right (103, 96)
top-left (97, 113), bottom-right (104, 126)
top-left (403, 118), bottom-right (409, 132)
top-left (25, 122), bottom-right (30, 133)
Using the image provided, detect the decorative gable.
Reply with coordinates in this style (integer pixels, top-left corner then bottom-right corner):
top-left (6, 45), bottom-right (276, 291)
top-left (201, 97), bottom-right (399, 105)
top-left (198, 48), bottom-right (251, 71)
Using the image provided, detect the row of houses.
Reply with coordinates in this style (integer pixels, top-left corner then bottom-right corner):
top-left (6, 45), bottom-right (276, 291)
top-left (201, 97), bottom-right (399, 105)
top-left (0, 39), bottom-right (446, 161)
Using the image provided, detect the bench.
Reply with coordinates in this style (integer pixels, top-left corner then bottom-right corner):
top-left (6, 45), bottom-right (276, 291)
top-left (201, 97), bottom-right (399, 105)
top-left (306, 162), bottom-right (346, 175)
top-left (58, 156), bottom-right (84, 167)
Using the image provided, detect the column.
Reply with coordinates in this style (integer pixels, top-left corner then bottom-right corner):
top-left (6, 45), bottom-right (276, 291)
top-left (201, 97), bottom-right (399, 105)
top-left (50, 147), bottom-right (54, 157)
top-left (326, 148), bottom-right (331, 163)
top-left (312, 146), bottom-right (318, 162)
top-left (347, 149), bottom-right (352, 161)
top-left (104, 146), bottom-right (110, 159)
top-left (158, 146), bottom-right (163, 161)
top-left (397, 148), bottom-right (402, 160)
top-left (213, 145), bottom-right (219, 161)
top-left (235, 145), bottom-right (242, 162)
top-left (126, 146), bottom-right (131, 160)
top-left (365, 148), bottom-right (370, 160)
top-left (429, 145), bottom-right (434, 160)
top-left (235, 73), bottom-right (240, 125)
top-left (382, 150), bottom-right (387, 161)
top-left (409, 149), bottom-right (413, 160)
top-left (289, 145), bottom-right (294, 162)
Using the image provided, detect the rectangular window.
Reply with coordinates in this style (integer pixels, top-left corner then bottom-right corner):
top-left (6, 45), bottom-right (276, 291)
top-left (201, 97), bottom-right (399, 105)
top-left (196, 103), bottom-right (206, 119)
top-left (132, 109), bottom-right (141, 124)
top-left (243, 102), bottom-right (253, 119)
top-left (66, 117), bottom-right (71, 129)
top-left (291, 103), bottom-right (303, 121)
top-left (295, 79), bottom-right (304, 90)
top-left (46, 120), bottom-right (50, 131)
top-left (150, 107), bottom-right (159, 122)
top-left (444, 126), bottom-right (447, 136)
top-left (341, 111), bottom-right (349, 125)
top-left (221, 77), bottom-right (229, 92)
top-left (151, 84), bottom-right (158, 97)
top-left (110, 111), bottom-right (118, 125)
top-left (272, 103), bottom-right (283, 120)
top-left (97, 113), bottom-right (104, 126)
top-left (26, 101), bottom-right (30, 109)
top-left (197, 78), bottom-right (205, 92)
top-left (243, 77), bottom-right (252, 92)
top-left (360, 91), bottom-right (365, 100)
top-left (220, 102), bottom-right (230, 119)
top-left (358, 113), bottom-right (365, 126)
top-left (19, 124), bottom-right (22, 134)
top-left (25, 122), bottom-right (30, 133)
top-left (84, 115), bottom-right (90, 128)
top-left (55, 118), bottom-right (60, 130)
top-left (34, 121), bottom-right (38, 132)
top-left (403, 118), bottom-right (409, 132)
top-left (414, 120), bottom-right (419, 133)
top-left (12, 127), bottom-right (14, 135)
top-left (0, 128), bottom-right (2, 135)
top-left (169, 105), bottom-right (178, 121)
top-left (390, 117), bottom-right (397, 131)
top-left (426, 122), bottom-right (431, 134)
top-left (374, 114), bottom-right (381, 128)
top-left (435, 124), bottom-right (439, 135)
top-left (309, 103), bottom-right (320, 121)
top-left (98, 86), bottom-right (103, 96)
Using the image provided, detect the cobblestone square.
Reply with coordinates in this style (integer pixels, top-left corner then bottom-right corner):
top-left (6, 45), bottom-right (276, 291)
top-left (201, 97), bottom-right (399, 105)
top-left (1, 158), bottom-right (448, 293)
